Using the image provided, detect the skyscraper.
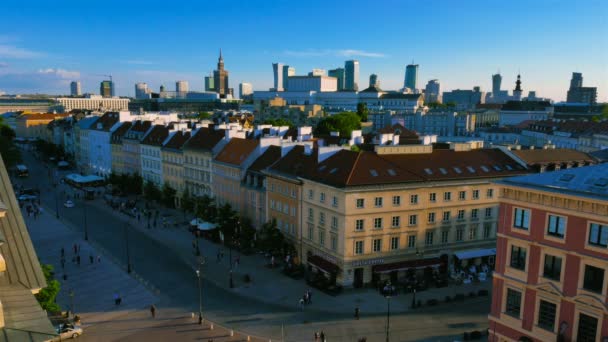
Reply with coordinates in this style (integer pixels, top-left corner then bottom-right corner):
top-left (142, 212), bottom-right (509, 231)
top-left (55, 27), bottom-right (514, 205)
top-left (369, 74), bottom-right (380, 88)
top-left (404, 64), bottom-right (419, 92)
top-left (100, 80), bottom-right (114, 97)
top-left (135, 82), bottom-right (151, 99)
top-left (492, 73), bottom-right (502, 95)
top-left (283, 65), bottom-right (295, 90)
top-left (176, 80), bottom-right (189, 93)
top-left (213, 49), bottom-right (229, 98)
top-left (272, 63), bottom-right (284, 91)
top-left (204, 75), bottom-right (215, 92)
top-left (239, 82), bottom-right (253, 99)
top-left (344, 60), bottom-right (359, 91)
top-left (70, 81), bottom-right (81, 96)
top-left (566, 72), bottom-right (597, 104)
top-left (424, 79), bottom-right (441, 103)
top-left (328, 68), bottom-right (345, 91)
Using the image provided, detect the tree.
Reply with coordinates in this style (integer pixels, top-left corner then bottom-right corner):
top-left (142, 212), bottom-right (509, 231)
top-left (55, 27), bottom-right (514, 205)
top-left (257, 219), bottom-right (285, 254)
top-left (35, 264), bottom-right (61, 313)
top-left (181, 188), bottom-right (195, 213)
top-left (237, 217), bottom-right (256, 252)
top-left (262, 118), bottom-right (294, 128)
top-left (143, 180), bottom-right (162, 202)
top-left (314, 111), bottom-right (361, 137)
top-left (198, 111), bottom-right (212, 120)
top-left (0, 119), bottom-right (20, 168)
top-left (216, 203), bottom-right (237, 239)
top-left (356, 102), bottom-right (369, 122)
top-left (195, 195), bottom-right (216, 222)
top-left (161, 183), bottom-right (177, 208)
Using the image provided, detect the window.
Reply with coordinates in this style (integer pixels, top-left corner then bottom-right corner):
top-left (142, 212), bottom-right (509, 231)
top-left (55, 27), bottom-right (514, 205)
top-left (444, 192), bottom-right (452, 201)
top-left (510, 245), bottom-right (527, 271)
top-left (483, 223), bottom-right (492, 238)
top-left (547, 215), bottom-right (565, 238)
top-left (374, 218), bottom-right (383, 229)
top-left (537, 300), bottom-right (557, 331)
top-left (308, 208), bottom-right (314, 221)
top-left (472, 189), bottom-right (480, 200)
top-left (374, 197), bottom-right (383, 207)
top-left (308, 189), bottom-right (313, 200)
top-left (320, 192), bottom-right (325, 203)
top-left (409, 215), bottom-right (418, 226)
top-left (356, 198), bottom-right (365, 208)
top-left (469, 226), bottom-right (477, 240)
top-left (583, 265), bottom-right (604, 293)
top-left (390, 237), bottom-right (399, 250)
top-left (331, 235), bottom-right (337, 251)
top-left (457, 210), bottom-right (465, 220)
top-left (373, 239), bottom-right (382, 252)
top-left (355, 241), bottom-right (364, 255)
top-left (543, 254), bottom-right (562, 281)
top-left (441, 231), bottom-right (449, 244)
top-left (307, 223), bottom-right (314, 240)
top-left (318, 230), bottom-right (325, 246)
top-left (331, 216), bottom-right (338, 229)
top-left (410, 194), bottom-right (418, 204)
top-left (442, 211), bottom-right (451, 222)
top-left (428, 212), bottom-right (436, 223)
top-left (425, 231), bottom-right (434, 246)
top-left (577, 313), bottom-right (598, 342)
top-left (429, 193), bottom-right (436, 202)
top-left (458, 191), bottom-right (466, 200)
top-left (391, 216), bottom-right (400, 228)
top-left (588, 223), bottom-right (608, 247)
top-left (392, 195), bottom-right (401, 206)
top-left (355, 219), bottom-right (364, 231)
top-left (408, 235), bottom-right (416, 248)
top-left (513, 208), bottom-right (531, 230)
top-left (319, 212), bottom-right (325, 226)
top-left (505, 288), bottom-right (522, 318)
top-left (291, 207), bottom-right (296, 217)
top-left (487, 188), bottom-right (494, 198)
top-left (332, 196), bottom-right (338, 207)
top-left (456, 228), bottom-right (464, 241)
top-left (471, 209), bottom-right (479, 219)
top-left (485, 207), bottom-right (493, 218)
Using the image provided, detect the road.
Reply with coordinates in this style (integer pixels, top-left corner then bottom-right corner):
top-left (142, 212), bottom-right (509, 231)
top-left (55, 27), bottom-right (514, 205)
top-left (15, 152), bottom-right (491, 341)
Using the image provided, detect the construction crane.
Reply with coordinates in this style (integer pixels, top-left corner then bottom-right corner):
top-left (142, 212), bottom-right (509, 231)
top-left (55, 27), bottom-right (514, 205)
top-left (95, 74), bottom-right (113, 83)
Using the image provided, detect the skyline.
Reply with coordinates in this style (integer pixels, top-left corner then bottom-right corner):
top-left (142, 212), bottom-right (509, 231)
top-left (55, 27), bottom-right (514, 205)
top-left (0, 0), bottom-right (606, 101)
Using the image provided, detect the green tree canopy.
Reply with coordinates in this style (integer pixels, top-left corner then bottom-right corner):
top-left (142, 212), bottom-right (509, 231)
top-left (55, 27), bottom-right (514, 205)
top-left (314, 111), bottom-right (361, 137)
top-left (143, 180), bottom-right (162, 202)
top-left (0, 119), bottom-right (20, 168)
top-left (161, 183), bottom-right (177, 208)
top-left (181, 188), bottom-right (195, 213)
top-left (198, 111), bottom-right (212, 120)
top-left (35, 264), bottom-right (61, 313)
top-left (356, 102), bottom-right (369, 122)
top-left (262, 118), bottom-right (294, 128)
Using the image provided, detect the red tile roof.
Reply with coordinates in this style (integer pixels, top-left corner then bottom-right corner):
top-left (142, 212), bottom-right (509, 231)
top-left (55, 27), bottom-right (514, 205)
top-left (141, 125), bottom-right (170, 146)
top-left (248, 145), bottom-right (282, 172)
top-left (183, 127), bottom-right (225, 151)
top-left (91, 112), bottom-right (120, 131)
top-left (267, 145), bottom-right (317, 179)
top-left (214, 138), bottom-right (259, 166)
top-left (512, 149), bottom-right (595, 165)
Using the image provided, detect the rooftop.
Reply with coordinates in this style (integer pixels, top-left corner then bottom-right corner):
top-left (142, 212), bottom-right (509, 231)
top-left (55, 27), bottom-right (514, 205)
top-left (501, 100), bottom-right (552, 111)
top-left (512, 148), bottom-right (595, 165)
top-left (91, 112), bottom-right (120, 132)
top-left (162, 130), bottom-right (191, 150)
top-left (248, 145), bottom-right (282, 172)
top-left (183, 127), bottom-right (225, 151)
top-left (110, 121), bottom-right (132, 143)
top-left (141, 124), bottom-right (171, 146)
top-left (214, 138), bottom-right (259, 166)
top-left (500, 163), bottom-right (608, 201)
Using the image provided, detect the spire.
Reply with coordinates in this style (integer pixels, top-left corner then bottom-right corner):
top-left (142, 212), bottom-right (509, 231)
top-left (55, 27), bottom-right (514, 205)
top-left (514, 74), bottom-right (522, 92)
top-left (219, 48), bottom-right (223, 62)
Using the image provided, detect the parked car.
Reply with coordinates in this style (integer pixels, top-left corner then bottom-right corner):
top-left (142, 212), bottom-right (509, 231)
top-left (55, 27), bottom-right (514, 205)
top-left (63, 200), bottom-right (75, 208)
top-left (18, 194), bottom-right (38, 202)
top-left (53, 323), bottom-right (82, 340)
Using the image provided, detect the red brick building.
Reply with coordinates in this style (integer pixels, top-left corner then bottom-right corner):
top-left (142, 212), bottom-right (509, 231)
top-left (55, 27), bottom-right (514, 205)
top-left (489, 164), bottom-right (608, 342)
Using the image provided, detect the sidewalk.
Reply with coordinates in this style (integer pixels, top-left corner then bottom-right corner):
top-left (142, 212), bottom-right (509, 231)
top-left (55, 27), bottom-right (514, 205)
top-left (90, 197), bottom-right (493, 316)
top-left (24, 206), bottom-right (159, 328)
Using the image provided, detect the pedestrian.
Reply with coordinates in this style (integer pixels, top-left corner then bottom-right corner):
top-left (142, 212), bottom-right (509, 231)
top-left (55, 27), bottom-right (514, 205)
top-left (61, 257), bottom-right (66, 269)
top-left (150, 304), bottom-right (156, 318)
top-left (314, 332), bottom-right (319, 341)
top-left (216, 250), bottom-right (221, 263)
top-left (113, 293), bottom-right (119, 305)
top-left (97, 255), bottom-right (101, 263)
top-left (73, 243), bottom-right (77, 255)
top-left (304, 292), bottom-right (309, 305)
top-left (76, 255), bottom-right (81, 266)
top-left (77, 244), bottom-right (81, 254)
top-left (137, 213), bottom-right (141, 222)
top-left (299, 297), bottom-right (304, 310)
top-left (89, 254), bottom-right (94, 264)
top-left (354, 306), bottom-right (360, 320)
top-left (61, 247), bottom-right (65, 258)
top-left (307, 289), bottom-right (312, 304)
top-left (271, 255), bottom-right (275, 268)
top-left (63, 274), bottom-right (68, 281)
top-left (320, 331), bottom-right (325, 342)
top-left (235, 256), bottom-right (240, 268)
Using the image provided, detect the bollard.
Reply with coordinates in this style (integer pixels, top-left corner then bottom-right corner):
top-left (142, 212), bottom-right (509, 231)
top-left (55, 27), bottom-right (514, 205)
top-left (247, 336), bottom-right (251, 341)
top-left (210, 323), bottom-right (213, 330)
top-left (230, 330), bottom-right (234, 337)
top-left (191, 312), bottom-right (194, 319)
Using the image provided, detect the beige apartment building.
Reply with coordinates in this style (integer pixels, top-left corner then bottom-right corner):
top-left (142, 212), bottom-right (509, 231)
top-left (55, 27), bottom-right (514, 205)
top-left (110, 121), bottom-right (132, 175)
top-left (256, 96), bottom-right (324, 126)
top-left (269, 144), bottom-right (530, 287)
top-left (15, 112), bottom-right (69, 139)
top-left (161, 130), bottom-right (191, 207)
top-left (182, 127), bottom-right (226, 198)
top-left (121, 120), bottom-right (152, 175)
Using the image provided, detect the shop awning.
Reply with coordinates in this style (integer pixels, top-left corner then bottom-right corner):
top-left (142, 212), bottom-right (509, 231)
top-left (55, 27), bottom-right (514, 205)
top-left (372, 257), bottom-right (442, 274)
top-left (454, 248), bottom-right (496, 260)
top-left (308, 255), bottom-right (340, 274)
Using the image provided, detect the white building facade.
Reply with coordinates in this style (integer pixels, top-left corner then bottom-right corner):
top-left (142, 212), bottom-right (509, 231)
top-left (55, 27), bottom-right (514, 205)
top-left (57, 95), bottom-right (129, 111)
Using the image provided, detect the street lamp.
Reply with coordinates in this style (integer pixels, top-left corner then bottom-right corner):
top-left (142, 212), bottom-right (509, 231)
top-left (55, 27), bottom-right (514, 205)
top-left (124, 223), bottom-right (132, 273)
top-left (383, 282), bottom-right (394, 342)
top-left (411, 288), bottom-right (417, 309)
top-left (54, 182), bottom-right (59, 219)
top-left (83, 200), bottom-right (89, 241)
top-left (195, 256), bottom-right (205, 324)
top-left (69, 290), bottom-right (75, 317)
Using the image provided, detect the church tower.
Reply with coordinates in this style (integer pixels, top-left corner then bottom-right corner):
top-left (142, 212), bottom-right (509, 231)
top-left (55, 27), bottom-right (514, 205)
top-left (513, 74), bottom-right (522, 101)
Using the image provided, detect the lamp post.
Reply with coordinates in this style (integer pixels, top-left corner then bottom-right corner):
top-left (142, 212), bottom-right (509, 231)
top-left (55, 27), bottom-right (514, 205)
top-left (195, 256), bottom-right (205, 324)
top-left (124, 223), bottom-right (132, 273)
top-left (383, 282), bottom-right (394, 342)
top-left (54, 182), bottom-right (59, 219)
top-left (83, 200), bottom-right (89, 241)
top-left (69, 290), bottom-right (75, 317)
top-left (411, 288), bottom-right (417, 309)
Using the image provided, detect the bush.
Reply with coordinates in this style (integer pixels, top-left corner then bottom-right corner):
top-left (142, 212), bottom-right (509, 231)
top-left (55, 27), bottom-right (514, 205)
top-left (454, 293), bottom-right (465, 301)
top-left (478, 289), bottom-right (489, 296)
top-left (469, 291), bottom-right (477, 298)
top-left (470, 331), bottom-right (482, 340)
top-left (426, 299), bottom-right (438, 306)
top-left (445, 295), bottom-right (451, 303)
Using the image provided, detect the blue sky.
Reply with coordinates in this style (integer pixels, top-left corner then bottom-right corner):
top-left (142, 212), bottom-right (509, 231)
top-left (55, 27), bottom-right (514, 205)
top-left (0, 0), bottom-right (606, 101)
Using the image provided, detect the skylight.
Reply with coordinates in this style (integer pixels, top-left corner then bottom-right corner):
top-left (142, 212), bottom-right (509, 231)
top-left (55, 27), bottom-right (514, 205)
top-left (330, 168), bottom-right (338, 174)
top-left (424, 168), bottom-right (433, 175)
top-left (480, 166), bottom-right (490, 172)
top-left (493, 165), bottom-right (502, 171)
top-left (387, 169), bottom-right (397, 176)
top-left (467, 166), bottom-right (475, 173)
top-left (505, 164), bottom-right (514, 170)
top-left (318, 165), bottom-right (327, 171)
top-left (453, 167), bottom-right (462, 174)
top-left (370, 169), bottom-right (378, 177)
top-left (439, 168), bottom-right (448, 175)
top-left (558, 174), bottom-right (575, 182)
